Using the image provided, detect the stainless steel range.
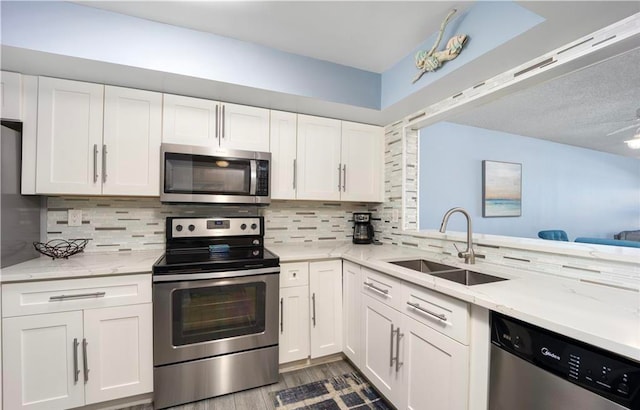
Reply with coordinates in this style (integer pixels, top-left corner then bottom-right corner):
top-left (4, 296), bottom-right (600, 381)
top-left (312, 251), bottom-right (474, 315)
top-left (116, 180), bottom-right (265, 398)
top-left (153, 216), bottom-right (280, 409)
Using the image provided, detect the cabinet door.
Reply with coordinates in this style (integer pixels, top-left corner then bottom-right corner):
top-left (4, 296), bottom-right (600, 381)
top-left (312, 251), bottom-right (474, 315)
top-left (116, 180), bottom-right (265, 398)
top-left (270, 110), bottom-right (297, 200)
top-left (296, 115), bottom-right (342, 201)
top-left (83, 304), bottom-right (153, 404)
top-left (279, 286), bottom-right (310, 364)
top-left (341, 121), bottom-right (384, 202)
top-left (342, 261), bottom-right (362, 366)
top-left (1, 71), bottom-right (22, 120)
top-left (103, 86), bottom-right (162, 196)
top-left (162, 94), bottom-right (219, 146)
top-left (2, 311), bottom-right (84, 410)
top-left (309, 260), bottom-right (343, 358)
top-left (36, 77), bottom-right (104, 194)
top-left (361, 294), bottom-right (404, 406)
top-left (221, 103), bottom-right (270, 152)
top-left (400, 315), bottom-right (469, 410)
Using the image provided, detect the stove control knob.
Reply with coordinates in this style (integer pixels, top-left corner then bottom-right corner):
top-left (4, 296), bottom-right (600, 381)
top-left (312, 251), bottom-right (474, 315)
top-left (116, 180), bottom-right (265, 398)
top-left (241, 223), bottom-right (247, 230)
top-left (253, 250), bottom-right (259, 256)
top-left (188, 224), bottom-right (195, 232)
top-left (176, 225), bottom-right (183, 232)
top-left (253, 239), bottom-right (260, 245)
top-left (251, 223), bottom-right (258, 230)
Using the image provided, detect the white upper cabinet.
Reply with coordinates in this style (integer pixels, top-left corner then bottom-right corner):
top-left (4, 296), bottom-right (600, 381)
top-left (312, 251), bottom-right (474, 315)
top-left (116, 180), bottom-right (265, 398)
top-left (102, 86), bottom-right (162, 196)
top-left (296, 115), bottom-right (342, 201)
top-left (340, 121), bottom-right (384, 202)
top-left (162, 94), bottom-right (218, 147)
top-left (162, 94), bottom-right (270, 151)
top-left (36, 77), bottom-right (104, 195)
top-left (221, 102), bottom-right (270, 152)
top-left (36, 78), bottom-right (162, 196)
top-left (1, 71), bottom-right (22, 120)
top-left (284, 114), bottom-right (384, 202)
top-left (270, 110), bottom-right (297, 200)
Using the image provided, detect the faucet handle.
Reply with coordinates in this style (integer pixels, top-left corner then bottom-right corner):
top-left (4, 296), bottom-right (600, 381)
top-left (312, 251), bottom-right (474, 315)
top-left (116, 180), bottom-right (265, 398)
top-left (453, 242), bottom-right (464, 258)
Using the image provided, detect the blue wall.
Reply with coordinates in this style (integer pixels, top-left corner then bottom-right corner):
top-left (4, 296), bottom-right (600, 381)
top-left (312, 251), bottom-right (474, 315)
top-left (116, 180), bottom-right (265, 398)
top-left (419, 122), bottom-right (640, 239)
top-left (1, 1), bottom-right (380, 109)
top-left (381, 2), bottom-right (544, 109)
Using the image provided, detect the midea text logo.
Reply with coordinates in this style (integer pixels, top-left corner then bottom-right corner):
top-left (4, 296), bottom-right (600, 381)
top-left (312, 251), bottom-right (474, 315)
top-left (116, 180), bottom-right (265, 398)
top-left (541, 347), bottom-right (561, 360)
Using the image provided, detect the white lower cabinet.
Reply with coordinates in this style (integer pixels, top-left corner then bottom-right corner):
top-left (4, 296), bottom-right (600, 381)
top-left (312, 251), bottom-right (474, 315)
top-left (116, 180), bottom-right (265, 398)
top-left (361, 294), bottom-right (405, 405)
top-left (342, 260), bottom-right (362, 366)
top-left (279, 286), bottom-right (310, 363)
top-left (278, 260), bottom-right (342, 364)
top-left (309, 260), bottom-right (343, 358)
top-left (400, 314), bottom-right (469, 410)
top-left (1, 275), bottom-right (153, 409)
top-left (354, 264), bottom-right (470, 410)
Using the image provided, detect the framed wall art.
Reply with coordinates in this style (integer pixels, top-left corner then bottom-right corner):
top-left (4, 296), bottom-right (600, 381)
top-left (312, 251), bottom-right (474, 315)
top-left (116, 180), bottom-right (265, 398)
top-left (482, 160), bottom-right (522, 217)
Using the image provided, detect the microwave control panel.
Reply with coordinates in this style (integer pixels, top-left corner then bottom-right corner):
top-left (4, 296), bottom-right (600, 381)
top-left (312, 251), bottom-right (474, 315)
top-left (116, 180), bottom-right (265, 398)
top-left (256, 160), bottom-right (269, 196)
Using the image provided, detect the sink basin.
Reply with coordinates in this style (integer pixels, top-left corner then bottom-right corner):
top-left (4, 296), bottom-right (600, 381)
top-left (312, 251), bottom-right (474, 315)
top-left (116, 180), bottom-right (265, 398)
top-left (390, 259), bottom-right (458, 273)
top-left (430, 270), bottom-right (507, 286)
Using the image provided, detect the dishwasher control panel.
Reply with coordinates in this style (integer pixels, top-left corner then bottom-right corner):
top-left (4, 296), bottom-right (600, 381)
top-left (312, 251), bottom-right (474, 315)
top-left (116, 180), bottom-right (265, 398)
top-left (491, 312), bottom-right (639, 409)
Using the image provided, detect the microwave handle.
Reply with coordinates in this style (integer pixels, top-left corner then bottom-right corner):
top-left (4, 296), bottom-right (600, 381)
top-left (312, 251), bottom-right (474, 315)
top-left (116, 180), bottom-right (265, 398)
top-left (249, 160), bottom-right (257, 195)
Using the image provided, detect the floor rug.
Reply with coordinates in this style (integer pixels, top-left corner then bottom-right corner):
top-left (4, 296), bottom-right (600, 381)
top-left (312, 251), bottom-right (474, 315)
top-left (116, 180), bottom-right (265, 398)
top-left (271, 372), bottom-right (391, 410)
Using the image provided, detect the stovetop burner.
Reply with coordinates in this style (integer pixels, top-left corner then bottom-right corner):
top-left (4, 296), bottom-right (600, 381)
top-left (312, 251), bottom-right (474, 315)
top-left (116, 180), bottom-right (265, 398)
top-left (152, 216), bottom-right (279, 276)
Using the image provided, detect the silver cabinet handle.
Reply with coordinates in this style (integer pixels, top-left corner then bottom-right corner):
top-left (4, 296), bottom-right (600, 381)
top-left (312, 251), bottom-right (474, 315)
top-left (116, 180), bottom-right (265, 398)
top-left (389, 324), bottom-right (395, 367)
top-left (93, 144), bottom-right (98, 183)
top-left (215, 105), bottom-right (220, 143)
top-left (280, 297), bottom-right (284, 333)
top-left (49, 292), bottom-right (106, 302)
top-left (337, 163), bottom-right (341, 191)
top-left (102, 144), bottom-right (107, 183)
top-left (312, 292), bottom-right (316, 327)
top-left (407, 301), bottom-right (447, 322)
top-left (395, 327), bottom-right (403, 372)
top-left (342, 164), bottom-right (346, 192)
top-left (73, 338), bottom-right (80, 384)
top-left (293, 159), bottom-right (297, 190)
top-left (221, 104), bottom-right (226, 139)
top-left (364, 282), bottom-right (389, 297)
top-left (82, 338), bottom-right (89, 383)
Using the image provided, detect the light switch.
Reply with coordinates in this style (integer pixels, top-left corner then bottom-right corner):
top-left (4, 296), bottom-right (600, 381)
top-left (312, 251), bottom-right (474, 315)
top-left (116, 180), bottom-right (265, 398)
top-left (68, 209), bottom-right (83, 227)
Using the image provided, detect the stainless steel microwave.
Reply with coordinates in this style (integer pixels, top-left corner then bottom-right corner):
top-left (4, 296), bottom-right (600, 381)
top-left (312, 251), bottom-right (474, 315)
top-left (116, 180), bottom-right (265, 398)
top-left (160, 143), bottom-right (270, 205)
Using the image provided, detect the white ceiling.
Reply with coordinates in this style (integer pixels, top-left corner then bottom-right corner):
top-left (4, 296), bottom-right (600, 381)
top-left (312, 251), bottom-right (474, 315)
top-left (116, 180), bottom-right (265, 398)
top-left (75, 1), bottom-right (475, 73)
top-left (450, 47), bottom-right (640, 158)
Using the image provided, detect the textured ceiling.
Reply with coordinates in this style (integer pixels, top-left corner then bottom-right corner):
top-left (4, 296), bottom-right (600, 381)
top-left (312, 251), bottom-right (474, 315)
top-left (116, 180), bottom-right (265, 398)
top-left (450, 47), bottom-right (640, 158)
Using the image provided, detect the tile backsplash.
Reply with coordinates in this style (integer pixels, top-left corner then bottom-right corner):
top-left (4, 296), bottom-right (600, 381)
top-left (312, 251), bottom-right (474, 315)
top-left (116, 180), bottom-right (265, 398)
top-left (46, 197), bottom-right (370, 251)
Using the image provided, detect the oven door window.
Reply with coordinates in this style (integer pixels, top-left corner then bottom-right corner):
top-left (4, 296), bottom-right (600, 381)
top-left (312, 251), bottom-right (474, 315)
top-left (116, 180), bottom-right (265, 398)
top-left (165, 153), bottom-right (251, 195)
top-left (172, 281), bottom-right (266, 346)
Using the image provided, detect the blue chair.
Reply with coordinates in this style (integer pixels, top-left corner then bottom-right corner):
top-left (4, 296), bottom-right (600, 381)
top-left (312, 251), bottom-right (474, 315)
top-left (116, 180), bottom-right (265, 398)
top-left (538, 230), bottom-right (569, 241)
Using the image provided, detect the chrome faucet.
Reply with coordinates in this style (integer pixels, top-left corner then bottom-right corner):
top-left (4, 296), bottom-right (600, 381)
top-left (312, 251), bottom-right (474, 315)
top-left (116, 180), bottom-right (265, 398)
top-left (439, 207), bottom-right (475, 264)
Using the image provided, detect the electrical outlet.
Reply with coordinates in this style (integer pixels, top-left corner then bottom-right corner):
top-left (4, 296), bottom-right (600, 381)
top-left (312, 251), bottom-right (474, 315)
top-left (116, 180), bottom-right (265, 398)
top-left (68, 210), bottom-right (83, 227)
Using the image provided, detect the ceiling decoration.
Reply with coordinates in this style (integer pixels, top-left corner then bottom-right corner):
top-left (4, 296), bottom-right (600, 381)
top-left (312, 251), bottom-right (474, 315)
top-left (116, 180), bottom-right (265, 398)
top-left (412, 9), bottom-right (469, 83)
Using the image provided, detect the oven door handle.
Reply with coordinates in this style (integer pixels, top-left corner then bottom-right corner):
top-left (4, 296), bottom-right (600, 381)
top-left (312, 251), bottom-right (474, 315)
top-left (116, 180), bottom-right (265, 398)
top-left (153, 266), bottom-right (280, 282)
top-left (280, 297), bottom-right (284, 333)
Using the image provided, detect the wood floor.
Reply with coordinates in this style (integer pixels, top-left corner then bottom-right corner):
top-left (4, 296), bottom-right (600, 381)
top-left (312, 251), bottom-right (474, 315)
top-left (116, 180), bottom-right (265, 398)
top-left (126, 359), bottom-right (357, 410)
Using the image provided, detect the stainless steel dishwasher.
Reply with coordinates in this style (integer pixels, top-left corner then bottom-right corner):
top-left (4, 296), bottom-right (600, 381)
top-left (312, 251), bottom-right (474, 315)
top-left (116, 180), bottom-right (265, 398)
top-left (489, 312), bottom-right (639, 410)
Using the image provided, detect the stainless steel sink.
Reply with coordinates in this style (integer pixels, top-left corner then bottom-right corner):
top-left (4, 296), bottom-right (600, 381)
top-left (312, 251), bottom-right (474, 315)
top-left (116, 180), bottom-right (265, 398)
top-left (430, 270), bottom-right (507, 286)
top-left (389, 259), bottom-right (458, 273)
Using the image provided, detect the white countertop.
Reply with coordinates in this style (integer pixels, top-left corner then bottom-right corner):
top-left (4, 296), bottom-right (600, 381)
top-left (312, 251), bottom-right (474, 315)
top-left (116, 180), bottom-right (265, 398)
top-left (2, 243), bottom-right (638, 362)
top-left (267, 241), bottom-right (640, 362)
top-left (0, 250), bottom-right (162, 283)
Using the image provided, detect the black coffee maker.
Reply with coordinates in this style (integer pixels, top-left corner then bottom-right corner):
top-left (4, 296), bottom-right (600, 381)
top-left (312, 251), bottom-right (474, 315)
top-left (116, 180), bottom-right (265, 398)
top-left (352, 212), bottom-right (374, 244)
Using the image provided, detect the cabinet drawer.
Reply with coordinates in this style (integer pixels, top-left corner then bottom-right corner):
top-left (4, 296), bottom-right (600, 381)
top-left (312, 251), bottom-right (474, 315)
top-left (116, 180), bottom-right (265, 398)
top-left (280, 262), bottom-right (309, 288)
top-left (2, 274), bottom-right (152, 317)
top-left (401, 282), bottom-right (469, 345)
top-left (361, 267), bottom-right (403, 311)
